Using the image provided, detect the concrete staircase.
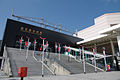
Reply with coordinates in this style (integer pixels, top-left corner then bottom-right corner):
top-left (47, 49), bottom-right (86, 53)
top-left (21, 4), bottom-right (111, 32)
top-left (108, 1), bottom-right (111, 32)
top-left (7, 47), bottom-right (53, 77)
top-left (48, 53), bottom-right (103, 74)
top-left (4, 47), bottom-right (103, 77)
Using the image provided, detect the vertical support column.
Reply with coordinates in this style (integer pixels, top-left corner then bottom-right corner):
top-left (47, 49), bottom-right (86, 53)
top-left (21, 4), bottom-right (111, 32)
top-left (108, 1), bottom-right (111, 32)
top-left (117, 36), bottom-right (120, 53)
top-left (94, 44), bottom-right (97, 72)
top-left (94, 44), bottom-right (97, 53)
top-left (110, 40), bottom-right (115, 56)
top-left (82, 46), bottom-right (86, 74)
top-left (103, 47), bottom-right (107, 71)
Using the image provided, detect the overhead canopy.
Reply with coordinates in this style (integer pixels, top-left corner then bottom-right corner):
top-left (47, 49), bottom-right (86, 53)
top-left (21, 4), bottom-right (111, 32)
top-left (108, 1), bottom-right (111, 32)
top-left (77, 24), bottom-right (120, 45)
top-left (99, 24), bottom-right (120, 35)
top-left (77, 35), bottom-right (107, 45)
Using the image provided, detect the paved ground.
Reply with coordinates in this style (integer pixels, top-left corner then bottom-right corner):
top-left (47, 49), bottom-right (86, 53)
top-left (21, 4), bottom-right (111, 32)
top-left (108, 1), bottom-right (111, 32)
top-left (0, 71), bottom-right (120, 80)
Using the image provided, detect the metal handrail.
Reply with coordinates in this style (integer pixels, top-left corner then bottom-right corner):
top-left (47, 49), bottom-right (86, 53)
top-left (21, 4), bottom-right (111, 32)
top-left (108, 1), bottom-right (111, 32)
top-left (33, 51), bottom-right (56, 75)
top-left (48, 54), bottom-right (71, 72)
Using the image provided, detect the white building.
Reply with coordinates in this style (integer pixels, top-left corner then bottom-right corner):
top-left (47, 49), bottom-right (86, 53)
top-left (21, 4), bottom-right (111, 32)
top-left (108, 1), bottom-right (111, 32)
top-left (76, 12), bottom-right (120, 56)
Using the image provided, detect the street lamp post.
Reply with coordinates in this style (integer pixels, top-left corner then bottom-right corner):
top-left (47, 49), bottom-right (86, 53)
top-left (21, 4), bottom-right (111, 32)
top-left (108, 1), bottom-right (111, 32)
top-left (26, 37), bottom-right (30, 61)
top-left (40, 37), bottom-right (46, 77)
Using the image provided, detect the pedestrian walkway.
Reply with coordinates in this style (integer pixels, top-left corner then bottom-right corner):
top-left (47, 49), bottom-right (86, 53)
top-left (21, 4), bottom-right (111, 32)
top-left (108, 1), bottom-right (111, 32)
top-left (0, 71), bottom-right (120, 80)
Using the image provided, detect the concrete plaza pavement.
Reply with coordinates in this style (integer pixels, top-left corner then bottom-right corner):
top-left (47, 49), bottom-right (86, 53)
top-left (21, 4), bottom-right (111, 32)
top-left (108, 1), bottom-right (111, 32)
top-left (0, 71), bottom-right (120, 80)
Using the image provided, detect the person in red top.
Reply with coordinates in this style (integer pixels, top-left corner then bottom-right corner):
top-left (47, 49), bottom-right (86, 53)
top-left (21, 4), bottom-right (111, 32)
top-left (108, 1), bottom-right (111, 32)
top-left (55, 42), bottom-right (58, 53)
top-left (19, 39), bottom-right (22, 43)
top-left (25, 41), bottom-right (28, 47)
top-left (40, 44), bottom-right (43, 51)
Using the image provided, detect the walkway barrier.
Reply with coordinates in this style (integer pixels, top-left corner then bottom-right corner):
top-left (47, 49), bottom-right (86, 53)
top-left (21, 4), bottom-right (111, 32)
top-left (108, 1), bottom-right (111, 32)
top-left (64, 46), bottom-right (114, 71)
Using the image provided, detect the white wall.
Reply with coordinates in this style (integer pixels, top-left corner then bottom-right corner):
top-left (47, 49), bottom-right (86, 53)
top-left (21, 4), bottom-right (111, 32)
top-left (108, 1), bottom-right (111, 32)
top-left (77, 13), bottom-right (120, 40)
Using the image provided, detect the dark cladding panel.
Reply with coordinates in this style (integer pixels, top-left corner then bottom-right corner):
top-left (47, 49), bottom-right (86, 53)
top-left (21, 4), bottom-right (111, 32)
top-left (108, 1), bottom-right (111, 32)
top-left (2, 19), bottom-right (19, 47)
top-left (1, 18), bottom-right (83, 54)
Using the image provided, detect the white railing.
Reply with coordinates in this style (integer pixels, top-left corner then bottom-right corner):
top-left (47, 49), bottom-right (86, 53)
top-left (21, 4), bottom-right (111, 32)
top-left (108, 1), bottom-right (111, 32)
top-left (65, 46), bottom-right (112, 58)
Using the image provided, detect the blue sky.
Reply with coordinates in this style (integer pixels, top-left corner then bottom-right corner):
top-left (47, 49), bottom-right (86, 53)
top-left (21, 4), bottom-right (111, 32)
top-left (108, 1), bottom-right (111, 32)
top-left (0, 0), bottom-right (120, 40)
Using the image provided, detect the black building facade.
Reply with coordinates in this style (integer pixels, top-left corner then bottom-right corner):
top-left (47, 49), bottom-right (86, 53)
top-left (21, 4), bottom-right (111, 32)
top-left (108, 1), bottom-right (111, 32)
top-left (1, 19), bottom-right (83, 55)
